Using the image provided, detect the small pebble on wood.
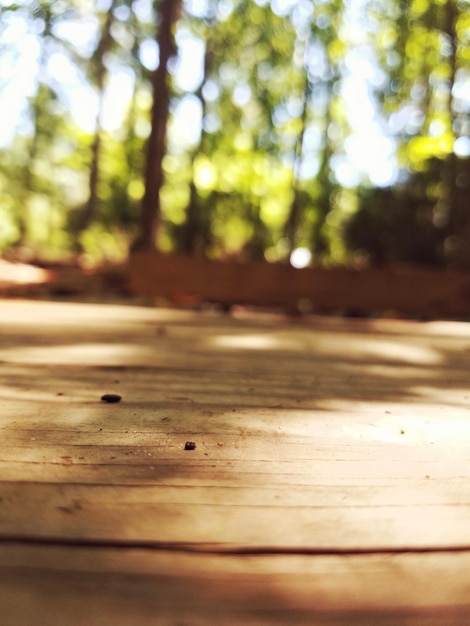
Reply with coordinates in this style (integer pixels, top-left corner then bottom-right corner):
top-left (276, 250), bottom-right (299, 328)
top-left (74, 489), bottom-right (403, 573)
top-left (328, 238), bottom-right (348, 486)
top-left (184, 441), bottom-right (196, 450)
top-left (101, 394), bottom-right (122, 403)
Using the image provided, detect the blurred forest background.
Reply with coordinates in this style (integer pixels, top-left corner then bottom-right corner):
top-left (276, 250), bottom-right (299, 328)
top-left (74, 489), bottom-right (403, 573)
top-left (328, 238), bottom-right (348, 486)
top-left (0, 0), bottom-right (469, 270)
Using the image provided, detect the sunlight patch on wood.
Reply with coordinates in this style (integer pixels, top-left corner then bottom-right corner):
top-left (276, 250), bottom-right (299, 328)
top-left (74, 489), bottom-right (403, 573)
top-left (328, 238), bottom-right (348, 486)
top-left (339, 407), bottom-right (470, 447)
top-left (0, 343), bottom-right (141, 366)
top-left (210, 333), bottom-right (284, 350)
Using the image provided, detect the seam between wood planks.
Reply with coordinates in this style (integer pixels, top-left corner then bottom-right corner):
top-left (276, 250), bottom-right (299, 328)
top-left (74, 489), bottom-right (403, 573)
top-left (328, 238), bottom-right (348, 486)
top-left (1, 536), bottom-right (470, 556)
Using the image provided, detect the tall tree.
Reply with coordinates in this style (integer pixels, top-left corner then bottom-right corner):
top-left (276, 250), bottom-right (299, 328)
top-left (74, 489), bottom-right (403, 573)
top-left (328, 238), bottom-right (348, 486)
top-left (283, 0), bottom-right (346, 262)
top-left (133, 0), bottom-right (182, 251)
top-left (178, 0), bottom-right (218, 255)
top-left (76, 0), bottom-right (119, 241)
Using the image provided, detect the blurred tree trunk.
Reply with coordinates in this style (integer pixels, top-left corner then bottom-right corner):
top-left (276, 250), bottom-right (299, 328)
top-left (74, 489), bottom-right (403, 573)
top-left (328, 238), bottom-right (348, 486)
top-left (442, 0), bottom-right (459, 245)
top-left (75, 1), bottom-right (118, 243)
top-left (311, 139), bottom-right (334, 261)
top-left (15, 4), bottom-right (56, 247)
top-left (180, 5), bottom-right (217, 255)
top-left (284, 70), bottom-right (310, 256)
top-left (17, 90), bottom-right (43, 246)
top-left (133, 0), bottom-right (181, 251)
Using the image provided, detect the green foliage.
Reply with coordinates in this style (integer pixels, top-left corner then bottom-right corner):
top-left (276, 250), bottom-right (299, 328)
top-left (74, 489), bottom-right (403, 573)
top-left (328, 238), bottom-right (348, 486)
top-left (0, 0), bottom-right (469, 266)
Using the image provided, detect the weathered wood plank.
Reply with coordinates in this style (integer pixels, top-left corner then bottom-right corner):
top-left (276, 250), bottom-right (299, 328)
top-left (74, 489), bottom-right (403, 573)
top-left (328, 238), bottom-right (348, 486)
top-left (1, 299), bottom-right (470, 624)
top-left (2, 545), bottom-right (470, 626)
top-left (1, 300), bottom-right (470, 552)
top-left (1, 481), bottom-right (470, 549)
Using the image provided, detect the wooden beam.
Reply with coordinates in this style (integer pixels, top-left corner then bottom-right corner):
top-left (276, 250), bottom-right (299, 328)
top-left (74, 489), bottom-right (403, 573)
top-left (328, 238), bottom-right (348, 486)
top-left (129, 252), bottom-right (470, 316)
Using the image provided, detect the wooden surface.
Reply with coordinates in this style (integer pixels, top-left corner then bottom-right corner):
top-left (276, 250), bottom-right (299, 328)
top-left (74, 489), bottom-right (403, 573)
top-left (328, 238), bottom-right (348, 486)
top-left (1, 299), bottom-right (470, 624)
top-left (129, 251), bottom-right (470, 316)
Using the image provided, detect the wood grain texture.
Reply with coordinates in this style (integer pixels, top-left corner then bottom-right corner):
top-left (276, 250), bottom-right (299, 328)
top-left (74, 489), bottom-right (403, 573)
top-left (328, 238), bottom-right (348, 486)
top-left (1, 300), bottom-right (470, 623)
